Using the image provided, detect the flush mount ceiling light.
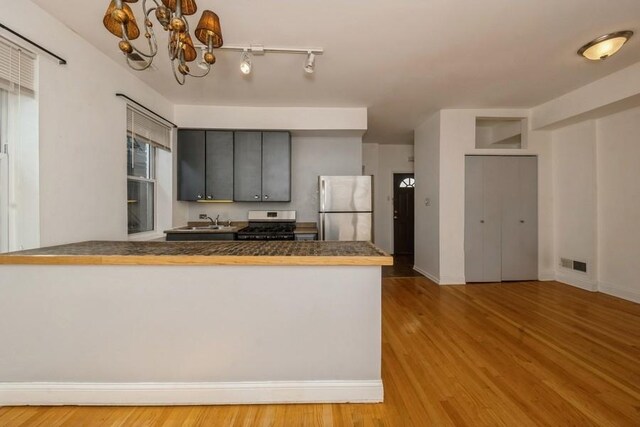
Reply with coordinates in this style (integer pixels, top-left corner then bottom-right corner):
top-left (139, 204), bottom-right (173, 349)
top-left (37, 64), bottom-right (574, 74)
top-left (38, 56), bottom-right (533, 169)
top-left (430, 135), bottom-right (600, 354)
top-left (240, 50), bottom-right (252, 75)
top-left (578, 30), bottom-right (633, 61)
top-left (103, 0), bottom-right (223, 85)
top-left (304, 51), bottom-right (316, 74)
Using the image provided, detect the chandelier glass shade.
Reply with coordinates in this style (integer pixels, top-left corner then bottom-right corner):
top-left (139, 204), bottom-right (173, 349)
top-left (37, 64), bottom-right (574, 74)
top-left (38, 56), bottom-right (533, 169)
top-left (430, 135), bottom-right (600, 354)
top-left (103, 0), bottom-right (223, 84)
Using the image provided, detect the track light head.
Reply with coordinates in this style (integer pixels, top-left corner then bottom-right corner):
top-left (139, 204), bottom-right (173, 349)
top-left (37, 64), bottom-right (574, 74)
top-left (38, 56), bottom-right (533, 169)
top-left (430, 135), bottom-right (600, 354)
top-left (304, 52), bottom-right (316, 74)
top-left (240, 50), bottom-right (252, 75)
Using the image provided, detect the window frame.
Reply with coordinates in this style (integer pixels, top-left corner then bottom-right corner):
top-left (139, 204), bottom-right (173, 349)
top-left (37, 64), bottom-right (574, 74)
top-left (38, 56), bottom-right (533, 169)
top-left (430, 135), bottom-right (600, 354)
top-left (127, 136), bottom-right (158, 236)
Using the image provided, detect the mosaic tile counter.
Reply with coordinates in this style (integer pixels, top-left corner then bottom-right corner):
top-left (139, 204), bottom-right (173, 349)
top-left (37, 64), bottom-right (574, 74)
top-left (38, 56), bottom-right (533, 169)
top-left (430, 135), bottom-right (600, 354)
top-left (0, 240), bottom-right (392, 266)
top-left (0, 240), bottom-right (387, 406)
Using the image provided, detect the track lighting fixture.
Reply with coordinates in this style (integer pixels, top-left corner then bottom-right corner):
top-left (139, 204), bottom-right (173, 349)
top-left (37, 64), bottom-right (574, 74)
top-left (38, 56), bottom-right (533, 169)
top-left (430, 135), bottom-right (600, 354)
top-left (240, 49), bottom-right (252, 75)
top-left (304, 52), bottom-right (316, 74)
top-left (193, 44), bottom-right (323, 75)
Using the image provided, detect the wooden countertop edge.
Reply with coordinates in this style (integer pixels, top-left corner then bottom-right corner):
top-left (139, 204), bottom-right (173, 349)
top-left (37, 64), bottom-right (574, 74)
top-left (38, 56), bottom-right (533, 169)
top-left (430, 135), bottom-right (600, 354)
top-left (0, 255), bottom-right (394, 266)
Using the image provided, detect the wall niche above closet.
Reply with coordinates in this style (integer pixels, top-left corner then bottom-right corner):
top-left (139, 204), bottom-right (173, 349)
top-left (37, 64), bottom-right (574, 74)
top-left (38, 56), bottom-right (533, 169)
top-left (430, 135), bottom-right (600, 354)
top-left (475, 117), bottom-right (526, 150)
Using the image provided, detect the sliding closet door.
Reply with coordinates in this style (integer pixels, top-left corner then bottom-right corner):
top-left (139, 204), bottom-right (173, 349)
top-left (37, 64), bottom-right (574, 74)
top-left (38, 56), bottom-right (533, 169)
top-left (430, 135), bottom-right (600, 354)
top-left (501, 156), bottom-right (538, 281)
top-left (465, 156), bottom-right (502, 282)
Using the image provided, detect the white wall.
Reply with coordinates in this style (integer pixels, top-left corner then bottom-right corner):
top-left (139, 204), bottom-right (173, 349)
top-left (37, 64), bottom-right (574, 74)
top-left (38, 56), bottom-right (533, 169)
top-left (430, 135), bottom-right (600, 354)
top-left (414, 113), bottom-right (440, 281)
top-left (532, 61), bottom-right (640, 130)
top-left (551, 121), bottom-right (598, 290)
top-left (187, 135), bottom-right (363, 223)
top-left (596, 107), bottom-right (640, 303)
top-left (362, 143), bottom-right (414, 254)
top-left (174, 105), bottom-right (367, 132)
top-left (414, 109), bottom-right (554, 284)
top-left (2, 0), bottom-right (175, 247)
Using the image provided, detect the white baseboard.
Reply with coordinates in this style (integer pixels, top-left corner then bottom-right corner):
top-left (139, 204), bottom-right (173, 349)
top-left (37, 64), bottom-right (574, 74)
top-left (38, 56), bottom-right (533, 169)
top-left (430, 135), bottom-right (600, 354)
top-left (538, 270), bottom-right (555, 281)
top-left (598, 282), bottom-right (640, 304)
top-left (556, 271), bottom-right (598, 292)
top-left (438, 276), bottom-right (466, 286)
top-left (413, 265), bottom-right (439, 284)
top-left (0, 380), bottom-right (383, 406)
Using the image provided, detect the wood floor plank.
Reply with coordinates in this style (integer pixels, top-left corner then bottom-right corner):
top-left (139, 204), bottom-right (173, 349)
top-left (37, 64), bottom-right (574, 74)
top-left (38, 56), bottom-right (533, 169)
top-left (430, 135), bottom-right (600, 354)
top-left (1, 278), bottom-right (640, 426)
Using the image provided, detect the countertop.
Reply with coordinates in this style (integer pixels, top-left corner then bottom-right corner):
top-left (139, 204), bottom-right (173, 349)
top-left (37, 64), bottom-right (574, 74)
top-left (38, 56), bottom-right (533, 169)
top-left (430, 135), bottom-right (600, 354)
top-left (164, 222), bottom-right (318, 235)
top-left (0, 241), bottom-right (392, 266)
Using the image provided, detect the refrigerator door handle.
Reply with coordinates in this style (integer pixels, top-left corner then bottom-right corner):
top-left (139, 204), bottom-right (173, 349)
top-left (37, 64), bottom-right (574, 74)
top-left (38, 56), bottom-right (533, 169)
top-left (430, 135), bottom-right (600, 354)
top-left (319, 213), bottom-right (324, 241)
top-left (320, 178), bottom-right (326, 212)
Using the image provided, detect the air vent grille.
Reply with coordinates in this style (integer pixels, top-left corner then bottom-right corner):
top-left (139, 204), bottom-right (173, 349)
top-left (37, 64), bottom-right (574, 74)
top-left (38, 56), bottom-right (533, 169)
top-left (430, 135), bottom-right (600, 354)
top-left (560, 257), bottom-right (587, 273)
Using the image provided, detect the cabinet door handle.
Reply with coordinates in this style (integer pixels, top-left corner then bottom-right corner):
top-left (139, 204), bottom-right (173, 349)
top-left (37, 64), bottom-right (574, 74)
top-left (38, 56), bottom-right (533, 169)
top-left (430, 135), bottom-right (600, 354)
top-left (197, 194), bottom-right (203, 200)
top-left (264, 195), bottom-right (269, 200)
top-left (254, 195), bottom-right (259, 199)
top-left (207, 195), bottom-right (213, 200)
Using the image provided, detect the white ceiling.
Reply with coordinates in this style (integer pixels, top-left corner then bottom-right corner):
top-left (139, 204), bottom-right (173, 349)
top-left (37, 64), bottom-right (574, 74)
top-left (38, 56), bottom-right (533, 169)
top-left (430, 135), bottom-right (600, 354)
top-left (33, 0), bottom-right (640, 144)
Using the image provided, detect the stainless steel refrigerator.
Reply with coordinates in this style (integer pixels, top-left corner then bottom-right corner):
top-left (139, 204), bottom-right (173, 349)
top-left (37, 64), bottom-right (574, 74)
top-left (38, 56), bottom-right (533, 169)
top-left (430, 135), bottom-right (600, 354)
top-left (318, 176), bottom-right (373, 241)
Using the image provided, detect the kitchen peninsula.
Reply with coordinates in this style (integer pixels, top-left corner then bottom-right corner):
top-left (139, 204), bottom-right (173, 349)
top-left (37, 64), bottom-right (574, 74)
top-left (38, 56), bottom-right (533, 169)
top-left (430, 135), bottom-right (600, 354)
top-left (0, 241), bottom-right (391, 406)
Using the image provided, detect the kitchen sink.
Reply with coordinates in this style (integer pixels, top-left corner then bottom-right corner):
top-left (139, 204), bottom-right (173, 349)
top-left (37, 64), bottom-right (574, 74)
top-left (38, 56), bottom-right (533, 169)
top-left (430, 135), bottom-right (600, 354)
top-left (183, 226), bottom-right (219, 231)
top-left (180, 225), bottom-right (233, 231)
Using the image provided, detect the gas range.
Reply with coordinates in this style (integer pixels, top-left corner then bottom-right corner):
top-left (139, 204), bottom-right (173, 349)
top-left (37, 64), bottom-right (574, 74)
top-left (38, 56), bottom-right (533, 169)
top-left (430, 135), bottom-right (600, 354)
top-left (237, 211), bottom-right (296, 241)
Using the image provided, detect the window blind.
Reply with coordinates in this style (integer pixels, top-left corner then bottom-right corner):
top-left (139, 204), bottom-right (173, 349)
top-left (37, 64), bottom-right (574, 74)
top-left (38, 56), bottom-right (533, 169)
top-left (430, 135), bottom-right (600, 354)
top-left (127, 106), bottom-right (172, 152)
top-left (0, 37), bottom-right (36, 94)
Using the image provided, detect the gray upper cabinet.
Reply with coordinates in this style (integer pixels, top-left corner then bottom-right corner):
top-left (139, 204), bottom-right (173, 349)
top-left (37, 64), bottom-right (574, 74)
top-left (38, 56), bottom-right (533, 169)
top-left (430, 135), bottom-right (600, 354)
top-left (177, 130), bottom-right (206, 201)
top-left (178, 130), bottom-right (234, 201)
top-left (234, 131), bottom-right (291, 202)
top-left (205, 131), bottom-right (234, 201)
top-left (262, 132), bottom-right (291, 202)
top-left (178, 129), bottom-right (290, 203)
top-left (234, 132), bottom-right (263, 201)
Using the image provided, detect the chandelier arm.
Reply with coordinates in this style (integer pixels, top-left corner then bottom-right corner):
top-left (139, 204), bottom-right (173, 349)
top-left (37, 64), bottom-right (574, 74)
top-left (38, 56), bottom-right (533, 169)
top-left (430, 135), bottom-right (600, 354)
top-left (126, 55), bottom-right (154, 71)
top-left (186, 63), bottom-right (211, 78)
top-left (119, 23), bottom-right (159, 59)
top-left (171, 60), bottom-right (186, 85)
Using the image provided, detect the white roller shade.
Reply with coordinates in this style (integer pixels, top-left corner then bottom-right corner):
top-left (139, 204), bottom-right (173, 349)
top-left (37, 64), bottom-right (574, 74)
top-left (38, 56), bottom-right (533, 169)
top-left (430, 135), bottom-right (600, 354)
top-left (0, 37), bottom-right (36, 93)
top-left (127, 106), bottom-right (172, 152)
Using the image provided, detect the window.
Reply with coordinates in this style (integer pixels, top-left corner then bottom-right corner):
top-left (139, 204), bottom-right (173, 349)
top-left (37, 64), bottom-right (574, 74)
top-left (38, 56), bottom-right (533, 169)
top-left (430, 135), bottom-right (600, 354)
top-left (126, 106), bottom-right (171, 235)
top-left (127, 136), bottom-right (156, 234)
top-left (0, 38), bottom-right (38, 252)
top-left (399, 177), bottom-right (415, 188)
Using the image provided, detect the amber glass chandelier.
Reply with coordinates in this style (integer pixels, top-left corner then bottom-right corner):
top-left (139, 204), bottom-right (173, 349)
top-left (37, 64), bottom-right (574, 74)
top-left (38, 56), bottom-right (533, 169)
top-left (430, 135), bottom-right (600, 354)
top-left (103, 0), bottom-right (223, 84)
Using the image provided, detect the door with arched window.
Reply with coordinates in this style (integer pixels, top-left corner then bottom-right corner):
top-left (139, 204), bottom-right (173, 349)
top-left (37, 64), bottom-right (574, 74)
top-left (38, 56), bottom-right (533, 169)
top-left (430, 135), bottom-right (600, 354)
top-left (393, 173), bottom-right (415, 255)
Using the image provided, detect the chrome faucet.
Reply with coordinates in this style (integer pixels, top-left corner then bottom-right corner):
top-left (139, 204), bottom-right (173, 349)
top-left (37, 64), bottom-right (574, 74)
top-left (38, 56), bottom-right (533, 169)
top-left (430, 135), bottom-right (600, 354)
top-left (214, 214), bottom-right (220, 226)
top-left (206, 216), bottom-right (218, 226)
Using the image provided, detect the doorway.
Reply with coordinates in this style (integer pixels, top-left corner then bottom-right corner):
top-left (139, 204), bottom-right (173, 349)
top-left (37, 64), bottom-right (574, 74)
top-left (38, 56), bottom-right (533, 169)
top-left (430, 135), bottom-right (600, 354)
top-left (393, 173), bottom-right (415, 256)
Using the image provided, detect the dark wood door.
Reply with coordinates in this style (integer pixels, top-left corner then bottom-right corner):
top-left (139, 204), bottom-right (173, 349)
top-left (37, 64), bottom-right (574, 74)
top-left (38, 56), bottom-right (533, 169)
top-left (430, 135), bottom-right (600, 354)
top-left (205, 131), bottom-right (234, 201)
top-left (177, 130), bottom-right (206, 201)
top-left (261, 132), bottom-right (291, 202)
top-left (393, 173), bottom-right (415, 255)
top-left (233, 132), bottom-right (263, 202)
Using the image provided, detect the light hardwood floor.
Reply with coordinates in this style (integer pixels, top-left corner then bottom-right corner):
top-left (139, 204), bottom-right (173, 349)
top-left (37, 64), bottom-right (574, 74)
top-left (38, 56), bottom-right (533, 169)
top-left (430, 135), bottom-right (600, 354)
top-left (1, 278), bottom-right (640, 426)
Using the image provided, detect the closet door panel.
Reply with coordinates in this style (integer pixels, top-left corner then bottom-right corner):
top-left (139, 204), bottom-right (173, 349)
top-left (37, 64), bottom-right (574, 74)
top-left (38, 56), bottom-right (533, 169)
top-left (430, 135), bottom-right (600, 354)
top-left (500, 157), bottom-right (521, 280)
top-left (482, 156), bottom-right (504, 282)
top-left (501, 156), bottom-right (538, 281)
top-left (465, 156), bottom-right (502, 283)
top-left (519, 157), bottom-right (539, 280)
top-left (465, 157), bottom-right (485, 282)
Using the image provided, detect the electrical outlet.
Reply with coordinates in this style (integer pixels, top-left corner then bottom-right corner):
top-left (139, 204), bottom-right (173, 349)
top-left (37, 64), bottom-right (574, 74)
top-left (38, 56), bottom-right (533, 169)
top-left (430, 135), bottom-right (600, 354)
top-left (199, 214), bottom-right (208, 219)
